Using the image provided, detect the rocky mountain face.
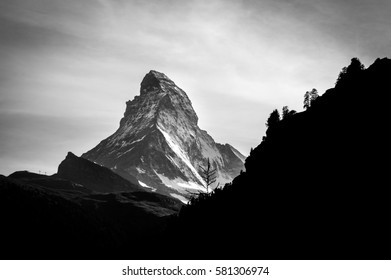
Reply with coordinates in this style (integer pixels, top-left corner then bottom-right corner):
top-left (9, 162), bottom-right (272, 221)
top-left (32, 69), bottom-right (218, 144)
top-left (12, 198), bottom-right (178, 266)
top-left (82, 70), bottom-right (245, 202)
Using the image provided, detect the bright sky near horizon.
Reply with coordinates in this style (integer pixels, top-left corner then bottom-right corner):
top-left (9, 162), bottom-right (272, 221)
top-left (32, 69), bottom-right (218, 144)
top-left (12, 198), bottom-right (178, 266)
top-left (0, 0), bottom-right (390, 175)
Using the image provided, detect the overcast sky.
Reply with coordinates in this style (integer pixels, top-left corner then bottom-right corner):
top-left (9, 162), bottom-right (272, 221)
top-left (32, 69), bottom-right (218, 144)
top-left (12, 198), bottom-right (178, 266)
top-left (0, 0), bottom-right (390, 175)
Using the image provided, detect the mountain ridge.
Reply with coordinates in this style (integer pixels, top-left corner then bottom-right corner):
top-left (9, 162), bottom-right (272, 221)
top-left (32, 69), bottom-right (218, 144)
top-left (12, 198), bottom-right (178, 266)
top-left (55, 151), bottom-right (144, 193)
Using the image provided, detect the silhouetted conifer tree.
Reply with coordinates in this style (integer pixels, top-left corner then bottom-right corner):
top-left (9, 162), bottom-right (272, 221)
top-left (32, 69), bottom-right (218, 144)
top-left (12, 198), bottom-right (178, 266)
top-left (303, 89), bottom-right (318, 110)
top-left (282, 106), bottom-right (297, 119)
top-left (199, 158), bottom-right (216, 194)
top-left (266, 109), bottom-right (280, 127)
top-left (336, 57), bottom-right (365, 86)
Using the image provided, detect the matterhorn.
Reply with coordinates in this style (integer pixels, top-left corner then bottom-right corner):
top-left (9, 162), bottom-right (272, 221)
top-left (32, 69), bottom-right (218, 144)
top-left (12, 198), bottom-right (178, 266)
top-left (82, 70), bottom-right (245, 202)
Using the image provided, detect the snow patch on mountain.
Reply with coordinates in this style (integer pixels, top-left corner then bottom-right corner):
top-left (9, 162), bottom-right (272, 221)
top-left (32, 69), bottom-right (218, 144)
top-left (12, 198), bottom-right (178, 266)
top-left (136, 167), bottom-right (146, 174)
top-left (157, 124), bottom-right (205, 185)
top-left (129, 135), bottom-right (146, 145)
top-left (154, 170), bottom-right (204, 194)
top-left (138, 180), bottom-right (156, 192)
top-left (117, 147), bottom-right (134, 157)
top-left (177, 181), bottom-right (205, 191)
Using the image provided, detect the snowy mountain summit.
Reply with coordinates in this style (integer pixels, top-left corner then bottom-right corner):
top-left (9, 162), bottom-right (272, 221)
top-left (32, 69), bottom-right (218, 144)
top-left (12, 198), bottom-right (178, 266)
top-left (82, 70), bottom-right (245, 202)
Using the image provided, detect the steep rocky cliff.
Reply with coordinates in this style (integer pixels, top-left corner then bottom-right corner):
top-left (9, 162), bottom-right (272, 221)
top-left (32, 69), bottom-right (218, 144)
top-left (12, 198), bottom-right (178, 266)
top-left (83, 70), bottom-right (245, 202)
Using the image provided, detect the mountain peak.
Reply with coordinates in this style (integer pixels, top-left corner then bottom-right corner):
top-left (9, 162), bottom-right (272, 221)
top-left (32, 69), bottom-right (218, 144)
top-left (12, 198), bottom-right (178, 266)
top-left (140, 70), bottom-right (175, 93)
top-left (66, 151), bottom-right (77, 158)
top-left (148, 70), bottom-right (170, 80)
top-left (83, 70), bottom-right (245, 202)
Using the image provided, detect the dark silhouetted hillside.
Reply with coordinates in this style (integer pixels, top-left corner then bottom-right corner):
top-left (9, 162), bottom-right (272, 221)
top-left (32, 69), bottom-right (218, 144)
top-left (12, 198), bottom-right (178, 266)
top-left (0, 154), bottom-right (183, 259)
top-left (166, 57), bottom-right (391, 259)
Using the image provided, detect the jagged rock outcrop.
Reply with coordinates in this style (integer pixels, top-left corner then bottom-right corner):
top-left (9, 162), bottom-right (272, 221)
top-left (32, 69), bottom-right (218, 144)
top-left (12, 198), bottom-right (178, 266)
top-left (56, 152), bottom-right (143, 193)
top-left (82, 70), bottom-right (245, 202)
